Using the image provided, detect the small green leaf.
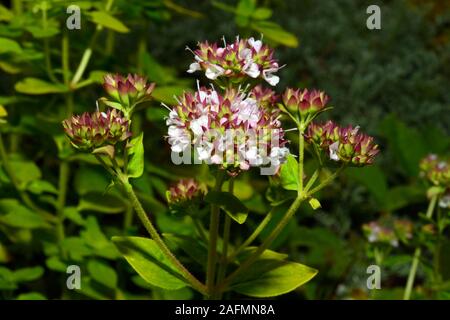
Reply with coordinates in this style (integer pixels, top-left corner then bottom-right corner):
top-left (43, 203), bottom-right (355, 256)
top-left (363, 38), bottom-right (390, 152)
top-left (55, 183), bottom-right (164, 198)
top-left (127, 132), bottom-right (144, 179)
top-left (231, 259), bottom-right (317, 297)
top-left (64, 207), bottom-right (85, 226)
top-left (0, 37), bottom-right (22, 54)
top-left (112, 236), bottom-right (188, 290)
top-left (252, 7), bottom-right (272, 20)
top-left (16, 292), bottom-right (47, 300)
top-left (309, 198), bottom-right (321, 210)
top-left (89, 11), bottom-right (129, 33)
top-left (15, 78), bottom-right (67, 95)
top-left (251, 21), bottom-right (299, 47)
top-left (279, 154), bottom-right (299, 191)
top-left (26, 26), bottom-right (60, 38)
top-left (8, 160), bottom-right (41, 189)
top-left (87, 259), bottom-right (118, 289)
top-left (205, 191), bottom-right (248, 224)
top-left (27, 179), bottom-right (58, 195)
top-left (0, 199), bottom-right (49, 229)
top-left (12, 266), bottom-right (44, 283)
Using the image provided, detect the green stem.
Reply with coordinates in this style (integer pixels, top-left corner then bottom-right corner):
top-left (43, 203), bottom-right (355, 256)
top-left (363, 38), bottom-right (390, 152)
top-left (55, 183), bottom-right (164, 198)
top-left (193, 219), bottom-right (208, 244)
top-left (206, 169), bottom-right (226, 298)
top-left (304, 168), bottom-right (320, 193)
top-left (215, 179), bottom-right (234, 298)
top-left (403, 194), bottom-right (438, 300)
top-left (227, 208), bottom-right (274, 263)
top-left (298, 124), bottom-right (305, 196)
top-left (121, 176), bottom-right (207, 296)
top-left (218, 196), bottom-right (304, 291)
top-left (70, 0), bottom-right (114, 86)
top-left (307, 166), bottom-right (345, 196)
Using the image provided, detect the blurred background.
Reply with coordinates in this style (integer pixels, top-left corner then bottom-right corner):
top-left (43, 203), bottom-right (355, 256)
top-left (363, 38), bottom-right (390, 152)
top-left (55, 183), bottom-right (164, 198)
top-left (0, 0), bottom-right (449, 300)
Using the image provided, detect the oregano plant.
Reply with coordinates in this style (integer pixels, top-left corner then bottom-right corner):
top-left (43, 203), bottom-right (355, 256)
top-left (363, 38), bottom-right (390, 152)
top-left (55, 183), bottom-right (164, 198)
top-left (62, 37), bottom-right (380, 299)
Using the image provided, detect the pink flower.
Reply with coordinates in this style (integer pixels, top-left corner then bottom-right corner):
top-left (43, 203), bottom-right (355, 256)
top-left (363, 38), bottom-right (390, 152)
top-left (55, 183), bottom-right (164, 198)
top-left (187, 37), bottom-right (281, 86)
top-left (103, 73), bottom-right (155, 107)
top-left (166, 85), bottom-right (289, 173)
top-left (282, 88), bottom-right (329, 118)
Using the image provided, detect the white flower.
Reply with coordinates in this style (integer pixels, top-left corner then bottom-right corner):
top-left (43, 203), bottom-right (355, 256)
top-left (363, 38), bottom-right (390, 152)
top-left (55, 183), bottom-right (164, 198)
top-left (329, 141), bottom-right (340, 161)
top-left (243, 61), bottom-right (260, 78)
top-left (248, 37), bottom-right (262, 52)
top-left (205, 64), bottom-right (225, 80)
top-left (262, 68), bottom-right (280, 86)
top-left (190, 115), bottom-right (209, 136)
top-left (187, 62), bottom-right (201, 73)
top-left (168, 127), bottom-right (190, 153)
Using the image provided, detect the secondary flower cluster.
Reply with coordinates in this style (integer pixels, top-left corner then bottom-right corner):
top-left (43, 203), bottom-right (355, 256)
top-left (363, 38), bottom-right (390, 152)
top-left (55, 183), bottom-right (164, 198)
top-left (419, 154), bottom-right (450, 187)
top-left (363, 218), bottom-right (413, 247)
top-left (166, 85), bottom-right (289, 172)
top-left (102, 73), bottom-right (155, 108)
top-left (305, 121), bottom-right (379, 166)
top-left (167, 179), bottom-right (205, 204)
top-left (63, 109), bottom-right (131, 151)
top-left (187, 37), bottom-right (281, 86)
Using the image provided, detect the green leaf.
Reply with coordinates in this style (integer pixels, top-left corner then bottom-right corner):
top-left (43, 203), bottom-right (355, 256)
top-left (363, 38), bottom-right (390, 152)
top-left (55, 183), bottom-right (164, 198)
top-left (127, 132), bottom-right (144, 179)
top-left (81, 216), bottom-right (120, 259)
top-left (251, 21), bottom-right (299, 47)
top-left (152, 86), bottom-right (188, 104)
top-left (87, 259), bottom-right (118, 289)
top-left (112, 236), bottom-right (188, 290)
top-left (27, 179), bottom-right (58, 195)
top-left (12, 266), bottom-right (44, 283)
top-left (89, 11), bottom-right (130, 33)
top-left (8, 160), bottom-right (41, 189)
top-left (309, 198), bottom-right (321, 210)
top-left (64, 207), bottom-right (85, 226)
top-left (16, 292), bottom-right (47, 300)
top-left (235, 0), bottom-right (255, 27)
top-left (205, 191), bottom-right (249, 224)
top-left (26, 26), bottom-right (60, 38)
top-left (0, 267), bottom-right (16, 290)
top-left (15, 78), bottom-right (67, 95)
top-left (346, 165), bottom-right (388, 205)
top-left (60, 237), bottom-right (92, 261)
top-left (78, 192), bottom-right (128, 214)
top-left (0, 242), bottom-right (9, 263)
top-left (252, 7), bottom-right (272, 20)
top-left (164, 233), bottom-right (208, 267)
top-left (279, 154), bottom-right (299, 191)
top-left (231, 259), bottom-right (317, 297)
top-left (0, 199), bottom-right (49, 229)
top-left (0, 37), bottom-right (22, 54)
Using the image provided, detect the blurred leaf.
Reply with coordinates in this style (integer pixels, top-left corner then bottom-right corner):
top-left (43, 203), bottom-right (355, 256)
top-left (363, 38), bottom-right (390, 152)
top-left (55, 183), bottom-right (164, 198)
top-left (89, 11), bottom-right (130, 33)
top-left (80, 216), bottom-right (120, 259)
top-left (279, 154), bottom-right (298, 191)
top-left (251, 20), bottom-right (299, 47)
top-left (346, 165), bottom-right (388, 205)
top-left (15, 78), bottom-right (67, 95)
top-left (0, 267), bottom-right (16, 290)
top-left (16, 292), bottom-right (47, 300)
top-left (385, 185), bottom-right (425, 211)
top-left (152, 86), bottom-right (187, 104)
top-left (78, 192), bottom-right (127, 214)
top-left (27, 179), bottom-right (58, 195)
top-left (64, 207), bottom-right (85, 226)
top-left (0, 199), bottom-right (49, 229)
top-left (112, 236), bottom-right (188, 290)
top-left (0, 37), bottom-right (22, 54)
top-left (88, 259), bottom-right (118, 289)
top-left (46, 256), bottom-right (66, 272)
top-left (127, 132), bottom-right (144, 179)
top-left (26, 26), bottom-right (60, 38)
top-left (252, 7), bottom-right (272, 20)
top-left (0, 5), bottom-right (13, 22)
top-left (61, 237), bottom-right (92, 261)
top-left (9, 159), bottom-right (41, 188)
top-left (235, 0), bottom-right (255, 27)
top-left (205, 191), bottom-right (249, 224)
top-left (231, 259), bottom-right (317, 297)
top-left (0, 241), bottom-right (10, 263)
top-left (12, 266), bottom-right (44, 283)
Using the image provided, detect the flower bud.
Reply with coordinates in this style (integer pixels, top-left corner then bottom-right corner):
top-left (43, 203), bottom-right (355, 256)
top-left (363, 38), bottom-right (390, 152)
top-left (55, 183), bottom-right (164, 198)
top-left (62, 109), bottom-right (131, 151)
top-left (103, 73), bottom-right (155, 108)
top-left (166, 179), bottom-right (206, 216)
top-left (282, 88), bottom-right (329, 118)
top-left (420, 154), bottom-right (450, 187)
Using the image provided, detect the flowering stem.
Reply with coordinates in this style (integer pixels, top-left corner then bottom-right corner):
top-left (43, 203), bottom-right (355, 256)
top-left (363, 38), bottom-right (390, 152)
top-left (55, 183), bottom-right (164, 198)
top-left (307, 166), bottom-right (345, 196)
top-left (119, 174), bottom-right (207, 296)
top-left (403, 194), bottom-right (438, 300)
top-left (215, 178), bottom-right (234, 299)
top-left (218, 196), bottom-right (304, 292)
top-left (298, 122), bottom-right (305, 196)
top-left (206, 169), bottom-right (226, 298)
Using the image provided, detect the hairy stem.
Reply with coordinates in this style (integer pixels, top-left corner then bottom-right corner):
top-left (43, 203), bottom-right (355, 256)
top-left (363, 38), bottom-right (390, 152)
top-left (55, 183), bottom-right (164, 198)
top-left (121, 176), bottom-right (207, 295)
top-left (403, 194), bottom-right (438, 300)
